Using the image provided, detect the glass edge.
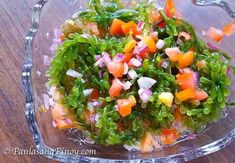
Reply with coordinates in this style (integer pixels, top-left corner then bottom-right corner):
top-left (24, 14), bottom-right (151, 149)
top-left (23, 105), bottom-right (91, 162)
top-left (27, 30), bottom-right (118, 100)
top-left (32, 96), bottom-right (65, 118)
top-left (21, 0), bottom-right (235, 162)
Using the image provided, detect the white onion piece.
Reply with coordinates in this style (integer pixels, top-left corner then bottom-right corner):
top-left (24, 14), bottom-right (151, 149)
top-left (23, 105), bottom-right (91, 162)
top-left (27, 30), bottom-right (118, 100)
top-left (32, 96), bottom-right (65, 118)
top-left (84, 138), bottom-right (95, 144)
top-left (94, 58), bottom-right (105, 67)
top-left (138, 89), bottom-right (152, 103)
top-left (48, 86), bottom-right (56, 96)
top-left (113, 53), bottom-right (125, 62)
top-left (43, 94), bottom-right (50, 110)
top-left (128, 70), bottom-right (138, 80)
top-left (202, 30), bottom-right (206, 36)
top-left (165, 47), bottom-right (181, 56)
top-left (49, 98), bottom-right (55, 106)
top-left (130, 58), bottom-right (142, 67)
top-left (83, 89), bottom-right (94, 97)
top-left (66, 69), bottom-right (83, 78)
top-left (137, 77), bottom-right (157, 89)
top-left (102, 52), bottom-right (112, 65)
top-left (123, 63), bottom-right (129, 75)
top-left (95, 114), bottom-right (100, 121)
top-left (156, 39), bottom-right (165, 49)
top-left (123, 81), bottom-right (132, 90)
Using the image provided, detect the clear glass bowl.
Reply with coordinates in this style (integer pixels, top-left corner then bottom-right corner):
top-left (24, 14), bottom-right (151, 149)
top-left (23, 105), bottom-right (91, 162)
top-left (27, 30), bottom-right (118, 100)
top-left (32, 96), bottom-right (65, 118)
top-left (22, 0), bottom-right (235, 162)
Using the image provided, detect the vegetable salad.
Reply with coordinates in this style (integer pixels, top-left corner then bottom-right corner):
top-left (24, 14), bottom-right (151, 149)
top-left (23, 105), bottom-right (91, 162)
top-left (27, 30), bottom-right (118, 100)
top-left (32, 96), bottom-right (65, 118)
top-left (47, 0), bottom-right (233, 152)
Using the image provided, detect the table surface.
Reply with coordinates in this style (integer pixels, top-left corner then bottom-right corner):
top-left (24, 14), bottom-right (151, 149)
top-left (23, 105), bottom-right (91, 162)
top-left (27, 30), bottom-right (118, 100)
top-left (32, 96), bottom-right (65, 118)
top-left (0, 0), bottom-right (235, 162)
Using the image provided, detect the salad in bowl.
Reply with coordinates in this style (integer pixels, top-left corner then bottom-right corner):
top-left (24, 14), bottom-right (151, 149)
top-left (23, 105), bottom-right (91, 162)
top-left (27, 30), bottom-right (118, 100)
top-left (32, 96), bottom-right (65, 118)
top-left (44, 0), bottom-right (234, 153)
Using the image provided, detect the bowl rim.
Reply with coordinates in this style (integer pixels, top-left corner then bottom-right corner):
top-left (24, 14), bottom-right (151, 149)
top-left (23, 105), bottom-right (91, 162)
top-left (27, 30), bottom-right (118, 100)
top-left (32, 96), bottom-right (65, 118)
top-left (22, 0), bottom-right (235, 162)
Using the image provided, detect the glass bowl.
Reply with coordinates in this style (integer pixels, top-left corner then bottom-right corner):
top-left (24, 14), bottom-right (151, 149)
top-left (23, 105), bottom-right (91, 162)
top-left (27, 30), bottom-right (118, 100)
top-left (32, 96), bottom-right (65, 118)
top-left (22, 0), bottom-right (235, 162)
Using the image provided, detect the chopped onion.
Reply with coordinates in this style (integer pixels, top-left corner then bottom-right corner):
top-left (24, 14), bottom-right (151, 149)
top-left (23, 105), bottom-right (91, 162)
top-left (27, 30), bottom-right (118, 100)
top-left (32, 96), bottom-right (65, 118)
top-left (89, 114), bottom-right (96, 123)
top-left (137, 20), bottom-right (145, 31)
top-left (94, 58), bottom-right (105, 67)
top-left (102, 52), bottom-right (112, 64)
top-left (54, 28), bottom-right (61, 39)
top-left (137, 77), bottom-right (157, 89)
top-left (202, 30), bottom-right (206, 36)
top-left (92, 101), bottom-right (101, 107)
top-left (43, 94), bottom-right (50, 110)
top-left (48, 86), bottom-right (56, 96)
top-left (130, 58), bottom-right (142, 67)
top-left (95, 55), bottom-right (101, 61)
top-left (138, 89), bottom-right (152, 103)
top-left (123, 81), bottom-right (132, 90)
top-left (207, 42), bottom-right (219, 51)
top-left (116, 79), bottom-right (132, 90)
top-left (156, 39), bottom-right (165, 49)
top-left (43, 55), bottom-right (50, 66)
top-left (65, 118), bottom-right (73, 124)
top-left (138, 45), bottom-right (148, 54)
top-left (193, 72), bottom-right (199, 86)
top-left (49, 98), bottom-right (55, 106)
top-left (66, 69), bottom-right (83, 78)
top-left (123, 63), bottom-right (129, 75)
top-left (83, 89), bottom-right (94, 97)
top-left (113, 53), bottom-right (125, 62)
top-left (95, 114), bottom-right (100, 121)
top-left (128, 70), bottom-right (138, 80)
top-left (161, 60), bottom-right (168, 69)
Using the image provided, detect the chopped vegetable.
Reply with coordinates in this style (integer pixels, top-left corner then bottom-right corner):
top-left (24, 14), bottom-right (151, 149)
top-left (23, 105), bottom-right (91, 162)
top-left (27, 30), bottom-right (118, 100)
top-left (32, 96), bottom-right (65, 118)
top-left (107, 61), bottom-right (124, 78)
top-left (206, 27), bottom-right (224, 42)
top-left (158, 92), bottom-right (174, 107)
top-left (160, 128), bottom-right (180, 145)
top-left (176, 89), bottom-right (196, 102)
top-left (109, 19), bottom-right (126, 36)
top-left (109, 78), bottom-right (123, 97)
top-left (47, 0), bottom-right (233, 152)
top-left (223, 21), bottom-right (235, 36)
top-left (178, 51), bottom-right (194, 68)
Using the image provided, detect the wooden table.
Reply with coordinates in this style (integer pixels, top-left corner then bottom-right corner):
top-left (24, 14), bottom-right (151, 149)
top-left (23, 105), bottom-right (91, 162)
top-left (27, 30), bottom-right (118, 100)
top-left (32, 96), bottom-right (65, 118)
top-left (0, 0), bottom-right (234, 162)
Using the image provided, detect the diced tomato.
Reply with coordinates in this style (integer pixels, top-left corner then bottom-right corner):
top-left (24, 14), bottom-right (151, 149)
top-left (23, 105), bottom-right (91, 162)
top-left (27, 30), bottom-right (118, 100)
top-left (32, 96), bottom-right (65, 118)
top-left (165, 47), bottom-right (181, 62)
top-left (51, 103), bottom-right (67, 120)
top-left (124, 52), bottom-right (133, 62)
top-left (193, 90), bottom-right (208, 101)
top-left (176, 73), bottom-right (195, 90)
top-left (207, 27), bottom-right (224, 42)
top-left (157, 21), bottom-right (166, 28)
top-left (89, 89), bottom-right (99, 100)
top-left (196, 60), bottom-right (206, 70)
top-left (117, 99), bottom-right (133, 117)
top-left (124, 39), bottom-right (137, 53)
top-left (109, 19), bottom-right (126, 36)
top-left (55, 118), bottom-right (75, 129)
top-left (173, 106), bottom-right (182, 122)
top-left (107, 61), bottom-right (124, 78)
top-left (178, 51), bottom-right (194, 68)
top-left (176, 89), bottom-right (196, 102)
top-left (148, 10), bottom-right (162, 23)
top-left (178, 32), bottom-right (191, 40)
top-left (60, 34), bottom-right (65, 41)
top-left (223, 21), bottom-right (235, 36)
top-left (160, 128), bottom-right (180, 145)
top-left (140, 132), bottom-right (160, 153)
top-left (164, 0), bottom-right (175, 18)
top-left (121, 21), bottom-right (140, 36)
top-left (140, 36), bottom-right (157, 53)
top-left (109, 78), bottom-right (123, 98)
